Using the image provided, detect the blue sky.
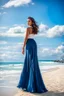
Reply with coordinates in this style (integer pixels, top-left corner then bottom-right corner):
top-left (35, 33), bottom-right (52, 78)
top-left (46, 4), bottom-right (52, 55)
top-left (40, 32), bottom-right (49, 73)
top-left (0, 0), bottom-right (64, 62)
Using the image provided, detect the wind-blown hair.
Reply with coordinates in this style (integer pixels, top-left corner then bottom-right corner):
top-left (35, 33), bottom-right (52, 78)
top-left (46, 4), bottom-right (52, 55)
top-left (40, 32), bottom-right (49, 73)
top-left (28, 16), bottom-right (39, 34)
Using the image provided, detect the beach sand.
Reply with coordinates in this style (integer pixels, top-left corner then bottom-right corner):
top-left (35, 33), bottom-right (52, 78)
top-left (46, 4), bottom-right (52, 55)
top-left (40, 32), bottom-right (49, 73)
top-left (0, 66), bottom-right (64, 96)
top-left (15, 66), bottom-right (64, 96)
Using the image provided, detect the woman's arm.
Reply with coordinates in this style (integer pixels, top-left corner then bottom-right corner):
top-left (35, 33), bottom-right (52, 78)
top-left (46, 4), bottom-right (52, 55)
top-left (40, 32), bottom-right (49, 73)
top-left (22, 27), bottom-right (29, 48)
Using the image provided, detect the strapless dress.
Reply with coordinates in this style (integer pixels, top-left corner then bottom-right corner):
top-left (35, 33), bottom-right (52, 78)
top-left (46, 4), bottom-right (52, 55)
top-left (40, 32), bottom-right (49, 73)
top-left (28, 34), bottom-right (36, 40)
top-left (17, 33), bottom-right (48, 93)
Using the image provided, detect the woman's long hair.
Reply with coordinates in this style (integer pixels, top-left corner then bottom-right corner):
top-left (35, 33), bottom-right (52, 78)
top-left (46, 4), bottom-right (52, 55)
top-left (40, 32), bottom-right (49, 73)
top-left (28, 17), bottom-right (39, 34)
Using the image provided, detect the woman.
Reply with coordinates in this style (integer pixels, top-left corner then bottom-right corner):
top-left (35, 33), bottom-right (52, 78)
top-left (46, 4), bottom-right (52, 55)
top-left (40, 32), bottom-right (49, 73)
top-left (17, 17), bottom-right (48, 93)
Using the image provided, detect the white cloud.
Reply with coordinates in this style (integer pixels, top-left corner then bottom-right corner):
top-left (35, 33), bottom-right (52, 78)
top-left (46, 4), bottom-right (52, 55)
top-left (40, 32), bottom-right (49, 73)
top-left (0, 42), bottom-right (24, 61)
top-left (39, 23), bottom-right (48, 32)
top-left (55, 45), bottom-right (64, 54)
top-left (39, 24), bottom-right (64, 38)
top-left (2, 0), bottom-right (33, 8)
top-left (0, 25), bottom-right (26, 37)
top-left (0, 41), bottom-right (23, 53)
top-left (0, 24), bottom-right (64, 38)
top-left (0, 41), bottom-right (8, 44)
top-left (0, 53), bottom-right (8, 58)
top-left (39, 44), bottom-right (64, 59)
top-left (39, 47), bottom-right (54, 56)
top-left (0, 42), bottom-right (64, 61)
top-left (0, 52), bottom-right (22, 60)
top-left (47, 25), bottom-right (64, 38)
top-left (8, 26), bottom-right (26, 33)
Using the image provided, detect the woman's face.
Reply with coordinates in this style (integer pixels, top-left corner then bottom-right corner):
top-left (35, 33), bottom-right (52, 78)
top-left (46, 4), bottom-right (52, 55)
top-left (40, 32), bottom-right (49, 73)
top-left (27, 19), bottom-right (32, 26)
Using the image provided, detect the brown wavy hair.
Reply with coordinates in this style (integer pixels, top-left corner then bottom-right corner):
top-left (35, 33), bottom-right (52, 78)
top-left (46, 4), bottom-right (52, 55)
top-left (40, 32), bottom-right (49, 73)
top-left (28, 16), bottom-right (39, 34)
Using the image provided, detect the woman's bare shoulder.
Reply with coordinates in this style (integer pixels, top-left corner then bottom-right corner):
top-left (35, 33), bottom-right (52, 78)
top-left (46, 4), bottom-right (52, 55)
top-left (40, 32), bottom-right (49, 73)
top-left (27, 26), bottom-right (32, 33)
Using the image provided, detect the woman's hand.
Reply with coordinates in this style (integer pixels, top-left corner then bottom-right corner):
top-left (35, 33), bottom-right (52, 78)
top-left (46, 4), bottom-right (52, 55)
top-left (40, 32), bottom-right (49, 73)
top-left (22, 46), bottom-right (24, 54)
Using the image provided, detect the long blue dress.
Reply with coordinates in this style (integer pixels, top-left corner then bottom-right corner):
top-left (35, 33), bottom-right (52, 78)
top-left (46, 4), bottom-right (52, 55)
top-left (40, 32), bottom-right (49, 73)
top-left (17, 38), bottom-right (48, 93)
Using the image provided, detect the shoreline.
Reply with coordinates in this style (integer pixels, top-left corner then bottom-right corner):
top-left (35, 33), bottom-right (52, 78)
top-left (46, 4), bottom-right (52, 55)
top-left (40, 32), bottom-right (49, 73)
top-left (0, 66), bottom-right (64, 96)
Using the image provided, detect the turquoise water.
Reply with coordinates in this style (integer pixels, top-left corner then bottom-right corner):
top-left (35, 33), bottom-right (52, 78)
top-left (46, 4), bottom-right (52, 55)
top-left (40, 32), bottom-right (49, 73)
top-left (0, 60), bottom-right (54, 64)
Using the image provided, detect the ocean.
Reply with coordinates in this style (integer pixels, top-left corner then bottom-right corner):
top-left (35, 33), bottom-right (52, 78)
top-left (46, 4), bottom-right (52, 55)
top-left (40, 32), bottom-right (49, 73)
top-left (0, 60), bottom-right (64, 88)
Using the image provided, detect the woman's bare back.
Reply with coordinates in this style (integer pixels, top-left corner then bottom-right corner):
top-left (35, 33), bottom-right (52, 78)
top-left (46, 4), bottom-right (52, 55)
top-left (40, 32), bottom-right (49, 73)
top-left (28, 26), bottom-right (35, 35)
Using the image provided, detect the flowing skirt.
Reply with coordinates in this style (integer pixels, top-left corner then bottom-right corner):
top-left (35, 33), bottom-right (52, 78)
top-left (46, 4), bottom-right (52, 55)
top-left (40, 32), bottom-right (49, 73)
top-left (17, 38), bottom-right (48, 93)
